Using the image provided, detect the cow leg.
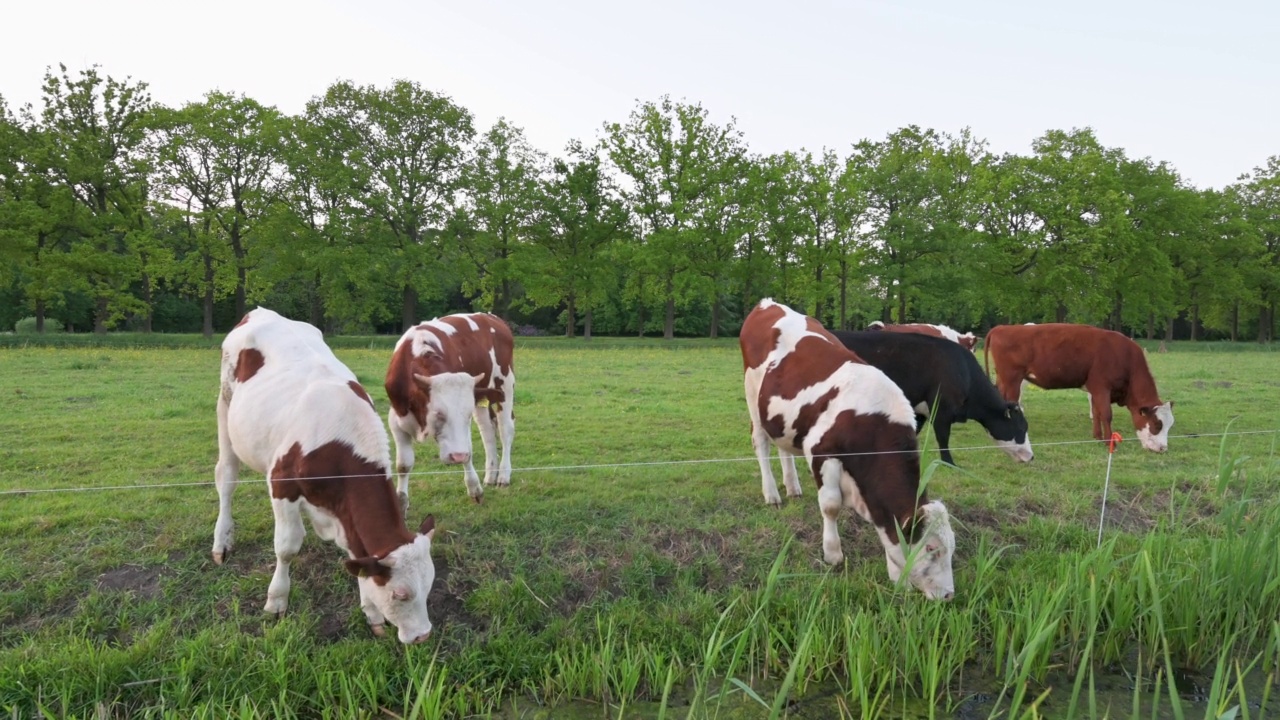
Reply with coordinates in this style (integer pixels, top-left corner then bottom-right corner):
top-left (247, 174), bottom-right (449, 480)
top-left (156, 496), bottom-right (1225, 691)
top-left (473, 405), bottom-right (501, 486)
top-left (996, 371), bottom-right (1024, 405)
top-left (744, 370), bottom-right (783, 505)
top-left (212, 391), bottom-right (239, 565)
top-left (779, 448), bottom-right (803, 498)
top-left (933, 414), bottom-right (957, 466)
top-left (264, 498), bottom-right (306, 616)
top-left (388, 410), bottom-right (415, 516)
top-left (1088, 390), bottom-right (1112, 441)
top-left (496, 391), bottom-right (515, 486)
top-left (817, 458), bottom-right (844, 565)
top-left (358, 576), bottom-right (388, 637)
top-left (461, 457), bottom-right (484, 502)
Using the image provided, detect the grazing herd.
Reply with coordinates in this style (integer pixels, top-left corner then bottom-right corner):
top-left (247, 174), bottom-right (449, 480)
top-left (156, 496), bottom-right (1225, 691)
top-left (211, 300), bottom-right (1176, 640)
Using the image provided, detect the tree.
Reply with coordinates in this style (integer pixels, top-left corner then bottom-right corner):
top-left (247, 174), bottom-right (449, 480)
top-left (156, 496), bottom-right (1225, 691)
top-left (605, 96), bottom-right (743, 338)
top-left (459, 118), bottom-right (544, 319)
top-left (306, 79), bottom-right (474, 330)
top-left (1232, 156), bottom-right (1280, 342)
top-left (523, 141), bottom-right (629, 337)
top-left (34, 64), bottom-right (155, 332)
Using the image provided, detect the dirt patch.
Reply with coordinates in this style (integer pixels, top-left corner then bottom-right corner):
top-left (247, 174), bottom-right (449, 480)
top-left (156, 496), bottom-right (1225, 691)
top-left (96, 564), bottom-right (167, 600)
top-left (1213, 381), bottom-right (1234, 389)
top-left (1192, 381), bottom-right (1206, 389)
top-left (64, 396), bottom-right (97, 405)
top-left (427, 553), bottom-right (486, 637)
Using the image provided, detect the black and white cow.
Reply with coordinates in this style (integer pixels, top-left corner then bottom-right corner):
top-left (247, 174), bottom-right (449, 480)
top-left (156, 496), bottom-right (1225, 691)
top-left (833, 330), bottom-right (1034, 466)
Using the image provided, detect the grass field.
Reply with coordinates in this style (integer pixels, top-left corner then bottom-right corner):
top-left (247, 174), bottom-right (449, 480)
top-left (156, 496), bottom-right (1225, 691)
top-left (1, 337), bottom-right (1279, 719)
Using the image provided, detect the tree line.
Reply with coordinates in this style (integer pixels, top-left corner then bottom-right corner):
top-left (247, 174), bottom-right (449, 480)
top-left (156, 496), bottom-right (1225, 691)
top-left (1, 65), bottom-right (1277, 341)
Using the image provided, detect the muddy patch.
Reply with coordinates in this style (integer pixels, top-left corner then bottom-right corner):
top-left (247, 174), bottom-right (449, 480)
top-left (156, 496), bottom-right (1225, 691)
top-left (96, 564), bottom-right (167, 600)
top-left (1212, 380), bottom-right (1234, 389)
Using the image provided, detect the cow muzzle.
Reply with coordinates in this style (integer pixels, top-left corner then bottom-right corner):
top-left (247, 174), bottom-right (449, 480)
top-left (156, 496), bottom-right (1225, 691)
top-left (446, 452), bottom-right (471, 465)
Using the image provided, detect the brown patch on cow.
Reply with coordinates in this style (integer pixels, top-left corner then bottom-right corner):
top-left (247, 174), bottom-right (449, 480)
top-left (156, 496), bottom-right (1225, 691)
top-left (234, 312), bottom-right (253, 328)
top-left (95, 564), bottom-right (167, 600)
top-left (235, 348), bottom-right (265, 382)
top-left (811, 411), bottom-right (925, 544)
top-left (269, 441), bottom-right (413, 567)
top-left (347, 381), bottom-right (375, 409)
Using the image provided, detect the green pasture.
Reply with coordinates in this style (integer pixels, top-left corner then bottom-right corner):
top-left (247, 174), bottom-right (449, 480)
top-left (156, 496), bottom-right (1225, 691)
top-left (1, 339), bottom-right (1278, 719)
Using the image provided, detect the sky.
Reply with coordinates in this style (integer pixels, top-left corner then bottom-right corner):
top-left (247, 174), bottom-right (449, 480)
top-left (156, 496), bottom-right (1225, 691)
top-left (2, 0), bottom-right (1276, 189)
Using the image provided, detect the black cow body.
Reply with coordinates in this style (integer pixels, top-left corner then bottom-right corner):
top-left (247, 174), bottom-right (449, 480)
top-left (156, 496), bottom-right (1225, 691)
top-left (832, 331), bottom-right (1034, 466)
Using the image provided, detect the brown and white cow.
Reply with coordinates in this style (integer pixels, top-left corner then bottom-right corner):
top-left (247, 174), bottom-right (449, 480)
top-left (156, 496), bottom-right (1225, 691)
top-left (213, 308), bottom-right (437, 644)
top-left (984, 323), bottom-right (1175, 452)
top-left (867, 321), bottom-right (978, 352)
top-left (742, 299), bottom-right (956, 600)
top-left (385, 313), bottom-right (515, 505)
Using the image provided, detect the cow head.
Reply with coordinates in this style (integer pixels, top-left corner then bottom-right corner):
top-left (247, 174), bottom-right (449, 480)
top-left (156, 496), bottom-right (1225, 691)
top-left (885, 501), bottom-right (956, 601)
top-left (958, 334), bottom-right (978, 352)
top-left (412, 372), bottom-right (486, 464)
top-left (344, 515), bottom-right (438, 644)
top-left (990, 402), bottom-right (1034, 462)
top-left (1135, 401), bottom-right (1175, 452)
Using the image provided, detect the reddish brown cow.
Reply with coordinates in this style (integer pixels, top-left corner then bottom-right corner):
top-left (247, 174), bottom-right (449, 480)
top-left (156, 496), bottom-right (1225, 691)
top-left (984, 323), bottom-right (1175, 452)
top-left (385, 313), bottom-right (515, 505)
top-left (867, 321), bottom-right (977, 352)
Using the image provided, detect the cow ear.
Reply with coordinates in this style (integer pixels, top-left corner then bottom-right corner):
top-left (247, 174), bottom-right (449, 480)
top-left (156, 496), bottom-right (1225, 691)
top-left (418, 513), bottom-right (436, 539)
top-left (345, 556), bottom-right (391, 580)
top-left (1167, 400), bottom-right (1175, 409)
top-left (412, 373), bottom-right (433, 391)
top-left (1139, 406), bottom-right (1153, 417)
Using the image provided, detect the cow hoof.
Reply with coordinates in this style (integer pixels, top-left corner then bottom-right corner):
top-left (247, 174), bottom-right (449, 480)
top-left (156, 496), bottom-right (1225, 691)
top-left (823, 551), bottom-right (844, 565)
top-left (764, 497), bottom-right (783, 507)
top-left (212, 550), bottom-right (226, 565)
top-left (369, 624), bottom-right (386, 638)
top-left (264, 598), bottom-right (288, 615)
top-left (787, 490), bottom-right (803, 498)
top-left (472, 494), bottom-right (483, 505)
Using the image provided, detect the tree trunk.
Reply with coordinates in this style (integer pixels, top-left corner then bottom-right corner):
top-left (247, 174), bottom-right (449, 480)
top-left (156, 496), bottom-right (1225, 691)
top-left (141, 272), bottom-right (153, 333)
top-left (35, 299), bottom-right (46, 334)
top-left (232, 225), bottom-right (247, 321)
top-left (308, 282), bottom-right (323, 328)
top-left (584, 307), bottom-right (593, 340)
top-left (814, 264), bottom-right (825, 321)
top-left (401, 285), bottom-right (418, 331)
top-left (1191, 304), bottom-right (1200, 341)
top-left (1231, 301), bottom-right (1239, 342)
top-left (1146, 311), bottom-right (1154, 340)
top-left (709, 293), bottom-right (720, 339)
top-left (896, 283), bottom-right (907, 324)
top-left (1055, 301), bottom-right (1068, 323)
top-left (94, 296), bottom-right (109, 334)
top-left (565, 295), bottom-right (576, 338)
top-left (663, 273), bottom-right (675, 340)
top-left (838, 259), bottom-right (848, 329)
top-left (202, 250), bottom-right (216, 338)
top-left (636, 301), bottom-right (645, 338)
top-left (1165, 316), bottom-right (1174, 342)
top-left (1260, 302), bottom-right (1273, 343)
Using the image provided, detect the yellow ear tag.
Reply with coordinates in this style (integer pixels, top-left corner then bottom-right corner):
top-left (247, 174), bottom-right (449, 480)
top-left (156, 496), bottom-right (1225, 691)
top-left (477, 398), bottom-right (490, 409)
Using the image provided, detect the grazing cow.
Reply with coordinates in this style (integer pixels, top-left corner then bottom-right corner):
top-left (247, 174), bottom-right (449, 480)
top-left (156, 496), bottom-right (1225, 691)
top-left (213, 308), bottom-right (437, 644)
top-left (867, 321), bottom-right (978, 352)
top-left (984, 323), bottom-right (1175, 452)
top-left (741, 299), bottom-right (956, 600)
top-left (833, 330), bottom-right (1033, 466)
top-left (385, 313), bottom-right (515, 505)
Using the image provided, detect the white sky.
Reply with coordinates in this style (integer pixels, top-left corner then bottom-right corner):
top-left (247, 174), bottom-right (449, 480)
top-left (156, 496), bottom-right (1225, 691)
top-left (2, 0), bottom-right (1276, 189)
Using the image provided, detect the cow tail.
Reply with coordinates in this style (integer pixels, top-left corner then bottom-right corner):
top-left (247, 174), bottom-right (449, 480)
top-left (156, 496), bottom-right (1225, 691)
top-left (982, 332), bottom-right (992, 378)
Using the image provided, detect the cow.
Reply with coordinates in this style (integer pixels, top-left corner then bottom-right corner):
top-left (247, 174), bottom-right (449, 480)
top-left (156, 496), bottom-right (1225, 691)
top-left (832, 330), bottom-right (1033, 466)
top-left (984, 323), bottom-right (1175, 452)
top-left (867, 321), bottom-right (978, 353)
top-left (213, 308), bottom-right (437, 644)
top-left (385, 313), bottom-right (515, 505)
top-left (741, 299), bottom-right (956, 600)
